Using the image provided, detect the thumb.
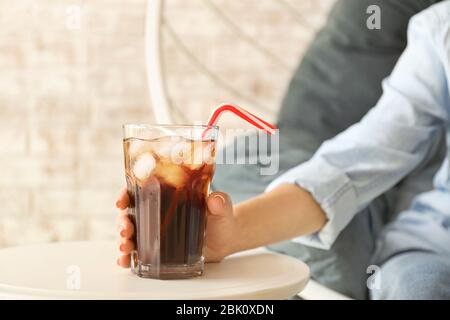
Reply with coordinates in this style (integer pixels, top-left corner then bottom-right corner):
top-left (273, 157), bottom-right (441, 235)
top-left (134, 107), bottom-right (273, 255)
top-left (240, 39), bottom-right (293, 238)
top-left (207, 192), bottom-right (233, 217)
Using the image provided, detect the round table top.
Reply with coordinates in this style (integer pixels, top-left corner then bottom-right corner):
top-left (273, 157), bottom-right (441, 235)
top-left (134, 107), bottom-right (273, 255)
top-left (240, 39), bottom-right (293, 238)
top-left (0, 241), bottom-right (309, 300)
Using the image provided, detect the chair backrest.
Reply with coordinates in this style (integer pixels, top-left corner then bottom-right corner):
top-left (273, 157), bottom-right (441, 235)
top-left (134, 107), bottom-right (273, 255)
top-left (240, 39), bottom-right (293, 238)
top-left (146, 0), bottom-right (335, 126)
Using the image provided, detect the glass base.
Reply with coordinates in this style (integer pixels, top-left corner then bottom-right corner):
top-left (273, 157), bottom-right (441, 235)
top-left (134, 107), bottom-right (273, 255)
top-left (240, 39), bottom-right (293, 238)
top-left (131, 256), bottom-right (204, 280)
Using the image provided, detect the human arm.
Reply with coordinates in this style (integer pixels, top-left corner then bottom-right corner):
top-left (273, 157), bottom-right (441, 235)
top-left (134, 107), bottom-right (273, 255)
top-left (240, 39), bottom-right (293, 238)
top-left (266, 7), bottom-right (450, 249)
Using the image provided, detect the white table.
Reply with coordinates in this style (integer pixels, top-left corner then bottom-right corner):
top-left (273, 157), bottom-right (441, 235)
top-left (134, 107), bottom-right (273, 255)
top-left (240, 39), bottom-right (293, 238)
top-left (0, 241), bottom-right (309, 300)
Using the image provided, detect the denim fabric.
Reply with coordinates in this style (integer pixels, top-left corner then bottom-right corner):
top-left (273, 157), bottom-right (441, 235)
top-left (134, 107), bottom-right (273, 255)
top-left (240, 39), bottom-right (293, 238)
top-left (213, 0), bottom-right (446, 300)
top-left (267, 3), bottom-right (450, 249)
top-left (370, 251), bottom-right (450, 300)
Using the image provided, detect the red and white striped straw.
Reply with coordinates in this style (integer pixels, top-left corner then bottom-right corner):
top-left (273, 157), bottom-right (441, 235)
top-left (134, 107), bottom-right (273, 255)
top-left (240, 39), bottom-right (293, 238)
top-left (204, 103), bottom-right (277, 137)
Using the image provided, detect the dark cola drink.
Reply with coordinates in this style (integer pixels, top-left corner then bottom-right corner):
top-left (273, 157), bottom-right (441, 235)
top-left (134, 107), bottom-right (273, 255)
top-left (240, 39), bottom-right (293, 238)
top-left (123, 126), bottom-right (217, 279)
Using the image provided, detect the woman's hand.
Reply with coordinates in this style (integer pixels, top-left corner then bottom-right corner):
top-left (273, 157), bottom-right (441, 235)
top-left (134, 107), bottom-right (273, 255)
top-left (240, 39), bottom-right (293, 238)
top-left (115, 187), bottom-right (135, 268)
top-left (115, 187), bottom-right (237, 268)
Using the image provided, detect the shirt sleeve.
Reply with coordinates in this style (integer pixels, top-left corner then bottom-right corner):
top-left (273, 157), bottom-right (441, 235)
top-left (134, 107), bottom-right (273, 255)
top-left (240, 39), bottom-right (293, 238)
top-left (266, 7), bottom-right (450, 249)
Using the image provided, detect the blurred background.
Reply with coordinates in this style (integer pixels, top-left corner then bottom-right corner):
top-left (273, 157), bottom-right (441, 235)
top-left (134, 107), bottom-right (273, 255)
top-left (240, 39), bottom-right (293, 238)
top-left (0, 0), bottom-right (334, 247)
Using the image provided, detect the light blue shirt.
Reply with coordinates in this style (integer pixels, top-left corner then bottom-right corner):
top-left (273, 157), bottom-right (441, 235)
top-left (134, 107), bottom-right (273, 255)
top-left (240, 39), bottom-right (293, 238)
top-left (267, 2), bottom-right (450, 250)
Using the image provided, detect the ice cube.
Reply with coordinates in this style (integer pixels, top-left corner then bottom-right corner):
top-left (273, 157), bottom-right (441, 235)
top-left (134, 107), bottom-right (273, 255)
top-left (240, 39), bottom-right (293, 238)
top-left (153, 158), bottom-right (188, 188)
top-left (153, 137), bottom-right (193, 164)
top-left (152, 136), bottom-right (184, 160)
top-left (128, 139), bottom-right (153, 159)
top-left (201, 141), bottom-right (215, 164)
top-left (132, 152), bottom-right (156, 182)
top-left (188, 141), bottom-right (215, 169)
top-left (171, 140), bottom-right (193, 165)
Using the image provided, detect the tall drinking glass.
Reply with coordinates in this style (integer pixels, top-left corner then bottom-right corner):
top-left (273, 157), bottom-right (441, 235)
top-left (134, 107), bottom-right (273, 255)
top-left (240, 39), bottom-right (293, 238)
top-left (122, 124), bottom-right (219, 279)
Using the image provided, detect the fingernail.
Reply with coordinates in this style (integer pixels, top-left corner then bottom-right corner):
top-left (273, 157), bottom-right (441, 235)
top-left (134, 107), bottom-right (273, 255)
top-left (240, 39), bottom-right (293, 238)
top-left (118, 225), bottom-right (127, 237)
top-left (119, 244), bottom-right (125, 252)
top-left (213, 194), bottom-right (226, 206)
top-left (115, 200), bottom-right (121, 208)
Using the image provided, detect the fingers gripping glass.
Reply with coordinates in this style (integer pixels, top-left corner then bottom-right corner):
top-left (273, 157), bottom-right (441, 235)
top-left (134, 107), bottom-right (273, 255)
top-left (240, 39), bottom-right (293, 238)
top-left (122, 103), bottom-right (276, 279)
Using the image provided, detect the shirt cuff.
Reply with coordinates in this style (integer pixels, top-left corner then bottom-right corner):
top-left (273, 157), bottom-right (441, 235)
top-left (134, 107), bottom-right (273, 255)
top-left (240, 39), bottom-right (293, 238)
top-left (265, 156), bottom-right (358, 249)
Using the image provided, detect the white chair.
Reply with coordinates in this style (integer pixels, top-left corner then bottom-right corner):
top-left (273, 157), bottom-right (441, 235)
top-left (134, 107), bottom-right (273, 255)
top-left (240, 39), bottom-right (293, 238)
top-left (145, 0), bottom-right (351, 300)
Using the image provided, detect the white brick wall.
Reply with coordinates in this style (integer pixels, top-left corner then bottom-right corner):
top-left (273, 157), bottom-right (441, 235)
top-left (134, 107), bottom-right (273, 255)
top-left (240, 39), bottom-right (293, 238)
top-left (0, 0), bottom-right (334, 248)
